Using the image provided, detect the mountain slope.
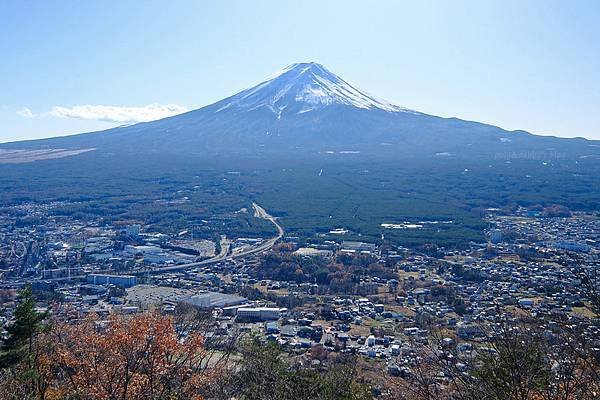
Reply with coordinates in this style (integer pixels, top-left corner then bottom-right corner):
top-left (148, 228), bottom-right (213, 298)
top-left (1, 63), bottom-right (599, 248)
top-left (2, 62), bottom-right (598, 160)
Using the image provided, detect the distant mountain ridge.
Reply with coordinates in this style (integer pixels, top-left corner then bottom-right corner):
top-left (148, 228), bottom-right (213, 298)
top-left (2, 62), bottom-right (598, 160)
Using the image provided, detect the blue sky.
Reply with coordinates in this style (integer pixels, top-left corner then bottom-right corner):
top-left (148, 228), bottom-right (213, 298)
top-left (1, 0), bottom-right (599, 142)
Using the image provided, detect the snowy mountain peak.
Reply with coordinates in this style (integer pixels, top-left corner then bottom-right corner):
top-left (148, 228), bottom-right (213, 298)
top-left (216, 62), bottom-right (415, 115)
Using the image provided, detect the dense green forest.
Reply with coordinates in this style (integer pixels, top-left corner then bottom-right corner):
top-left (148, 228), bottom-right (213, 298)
top-left (0, 151), bottom-right (598, 248)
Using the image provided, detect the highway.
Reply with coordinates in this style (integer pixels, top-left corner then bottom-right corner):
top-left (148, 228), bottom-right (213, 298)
top-left (248, 202), bottom-right (285, 252)
top-left (2, 202), bottom-right (285, 287)
top-left (134, 202), bottom-right (283, 275)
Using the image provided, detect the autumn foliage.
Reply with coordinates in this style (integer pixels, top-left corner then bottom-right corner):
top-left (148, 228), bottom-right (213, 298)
top-left (0, 311), bottom-right (219, 400)
top-left (46, 313), bottom-right (214, 400)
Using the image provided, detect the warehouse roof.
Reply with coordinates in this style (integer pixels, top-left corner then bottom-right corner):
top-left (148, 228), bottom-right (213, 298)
top-left (181, 291), bottom-right (247, 309)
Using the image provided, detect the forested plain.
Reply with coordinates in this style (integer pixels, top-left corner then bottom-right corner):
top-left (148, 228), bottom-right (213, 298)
top-left (1, 151), bottom-right (598, 248)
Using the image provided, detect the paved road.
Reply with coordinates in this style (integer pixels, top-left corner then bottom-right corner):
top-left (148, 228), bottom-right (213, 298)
top-left (6, 203), bottom-right (284, 286)
top-left (247, 201), bottom-right (284, 251)
top-left (135, 202), bottom-right (283, 274)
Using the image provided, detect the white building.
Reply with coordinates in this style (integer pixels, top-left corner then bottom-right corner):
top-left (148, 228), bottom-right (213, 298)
top-left (124, 245), bottom-right (171, 264)
top-left (236, 307), bottom-right (284, 322)
top-left (366, 335), bottom-right (376, 347)
top-left (86, 274), bottom-right (137, 288)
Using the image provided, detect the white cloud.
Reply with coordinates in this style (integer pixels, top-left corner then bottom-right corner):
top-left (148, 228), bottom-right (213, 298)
top-left (17, 107), bottom-right (35, 118)
top-left (48, 104), bottom-right (190, 123)
top-left (17, 104), bottom-right (189, 123)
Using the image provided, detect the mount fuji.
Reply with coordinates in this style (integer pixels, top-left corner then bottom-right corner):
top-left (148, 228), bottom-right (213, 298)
top-left (214, 62), bottom-right (411, 114)
top-left (2, 62), bottom-right (598, 160)
top-left (2, 63), bottom-right (599, 248)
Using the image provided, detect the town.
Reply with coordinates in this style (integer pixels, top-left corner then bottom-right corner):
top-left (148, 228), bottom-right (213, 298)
top-left (1, 199), bottom-right (598, 394)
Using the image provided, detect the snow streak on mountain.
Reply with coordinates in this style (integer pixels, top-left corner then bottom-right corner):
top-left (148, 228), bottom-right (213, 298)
top-left (2, 61), bottom-right (597, 161)
top-left (214, 62), bottom-right (416, 117)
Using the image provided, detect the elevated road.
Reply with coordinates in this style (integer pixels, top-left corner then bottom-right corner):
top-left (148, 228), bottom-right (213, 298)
top-left (10, 203), bottom-right (284, 286)
top-left (134, 202), bottom-right (283, 274)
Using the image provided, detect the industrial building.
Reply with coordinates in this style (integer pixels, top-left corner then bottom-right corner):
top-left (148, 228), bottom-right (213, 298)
top-left (236, 307), bottom-right (284, 322)
top-left (86, 274), bottom-right (137, 288)
top-left (181, 291), bottom-right (247, 310)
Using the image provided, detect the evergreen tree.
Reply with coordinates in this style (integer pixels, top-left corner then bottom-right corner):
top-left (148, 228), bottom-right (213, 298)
top-left (0, 286), bottom-right (47, 369)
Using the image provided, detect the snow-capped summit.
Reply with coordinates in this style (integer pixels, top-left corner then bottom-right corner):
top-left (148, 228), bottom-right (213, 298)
top-left (8, 61), bottom-right (593, 163)
top-left (216, 62), bottom-right (414, 116)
